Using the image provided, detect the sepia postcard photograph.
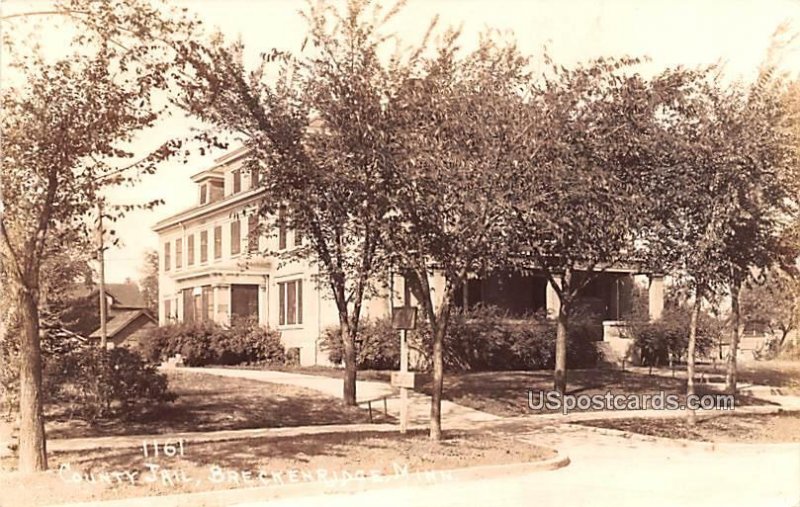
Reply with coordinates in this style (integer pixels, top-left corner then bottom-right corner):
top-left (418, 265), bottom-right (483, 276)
top-left (1, 0), bottom-right (799, 506)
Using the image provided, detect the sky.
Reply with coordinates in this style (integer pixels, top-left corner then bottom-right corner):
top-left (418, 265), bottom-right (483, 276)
top-left (6, 0), bottom-right (800, 283)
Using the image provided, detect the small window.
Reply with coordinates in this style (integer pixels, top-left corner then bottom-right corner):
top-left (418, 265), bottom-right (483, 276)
top-left (293, 211), bottom-right (303, 246)
top-left (251, 167), bottom-right (261, 188)
top-left (278, 279), bottom-right (303, 326)
top-left (231, 220), bottom-right (241, 255)
top-left (248, 214), bottom-right (259, 253)
top-left (232, 170), bottom-right (241, 194)
top-left (278, 206), bottom-right (287, 250)
top-left (214, 225), bottom-right (222, 259)
top-left (200, 230), bottom-right (208, 263)
top-left (164, 299), bottom-right (172, 321)
top-left (187, 234), bottom-right (195, 266)
top-left (164, 242), bottom-right (171, 272)
top-left (199, 184), bottom-right (207, 205)
top-left (175, 238), bottom-right (183, 269)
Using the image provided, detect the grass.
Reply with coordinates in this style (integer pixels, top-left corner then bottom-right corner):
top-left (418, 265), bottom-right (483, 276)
top-left (45, 370), bottom-right (389, 440)
top-left (240, 365), bottom-right (777, 417)
top-left (576, 411), bottom-right (800, 443)
top-left (0, 430), bottom-right (555, 507)
top-left (415, 369), bottom-right (773, 417)
top-left (694, 360), bottom-right (800, 394)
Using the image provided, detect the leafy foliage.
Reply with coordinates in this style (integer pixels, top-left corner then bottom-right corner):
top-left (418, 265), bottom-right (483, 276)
top-left (322, 306), bottom-right (600, 372)
top-left (45, 347), bottom-right (176, 424)
top-left (141, 319), bottom-right (285, 367)
top-left (630, 308), bottom-right (720, 367)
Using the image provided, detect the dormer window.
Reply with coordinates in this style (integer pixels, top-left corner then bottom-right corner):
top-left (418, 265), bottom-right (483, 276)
top-left (233, 170), bottom-right (241, 194)
top-left (199, 183), bottom-right (208, 205)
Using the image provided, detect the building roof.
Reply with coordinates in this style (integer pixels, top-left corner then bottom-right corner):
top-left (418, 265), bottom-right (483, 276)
top-left (67, 283), bottom-right (146, 308)
top-left (90, 310), bottom-right (156, 339)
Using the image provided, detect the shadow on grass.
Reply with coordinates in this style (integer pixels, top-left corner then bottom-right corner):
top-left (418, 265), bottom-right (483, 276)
top-left (46, 371), bottom-right (390, 440)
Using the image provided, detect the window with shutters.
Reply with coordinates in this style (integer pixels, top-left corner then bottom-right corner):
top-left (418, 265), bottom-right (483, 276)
top-left (187, 234), bottom-right (195, 265)
top-left (214, 225), bottom-right (222, 259)
top-left (232, 169), bottom-right (241, 193)
top-left (231, 220), bottom-right (241, 255)
top-left (278, 206), bottom-right (287, 250)
top-left (248, 214), bottom-right (259, 253)
top-left (200, 230), bottom-right (208, 263)
top-left (175, 238), bottom-right (182, 269)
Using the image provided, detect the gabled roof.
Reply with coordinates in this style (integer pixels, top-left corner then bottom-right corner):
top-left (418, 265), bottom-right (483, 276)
top-left (66, 283), bottom-right (146, 308)
top-left (90, 310), bottom-right (156, 339)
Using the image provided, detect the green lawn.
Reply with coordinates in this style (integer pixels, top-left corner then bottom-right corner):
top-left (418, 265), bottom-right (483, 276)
top-left (45, 370), bottom-right (389, 440)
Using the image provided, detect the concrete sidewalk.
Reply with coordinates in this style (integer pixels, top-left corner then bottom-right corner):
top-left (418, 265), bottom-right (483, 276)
top-left (182, 367), bottom-right (501, 426)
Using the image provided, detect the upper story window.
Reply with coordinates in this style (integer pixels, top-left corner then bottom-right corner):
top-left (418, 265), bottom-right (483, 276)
top-left (248, 214), bottom-right (259, 253)
top-left (231, 220), bottom-right (241, 256)
top-left (200, 230), bottom-right (208, 263)
top-left (164, 242), bottom-right (171, 272)
top-left (250, 167), bottom-right (261, 189)
top-left (214, 225), bottom-right (222, 259)
top-left (187, 234), bottom-right (195, 266)
top-left (232, 170), bottom-right (241, 194)
top-left (199, 184), bottom-right (208, 205)
top-left (175, 238), bottom-right (183, 269)
top-left (278, 206), bottom-right (287, 250)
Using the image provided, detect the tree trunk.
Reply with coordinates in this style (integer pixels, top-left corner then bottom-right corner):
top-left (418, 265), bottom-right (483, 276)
top-left (686, 287), bottom-right (702, 426)
top-left (554, 303), bottom-right (569, 394)
top-left (725, 277), bottom-right (742, 395)
top-left (340, 317), bottom-right (357, 406)
top-left (429, 321), bottom-right (445, 442)
top-left (17, 287), bottom-right (47, 472)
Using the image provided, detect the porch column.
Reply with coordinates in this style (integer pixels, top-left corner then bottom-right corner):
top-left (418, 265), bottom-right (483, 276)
top-left (546, 275), bottom-right (562, 320)
top-left (212, 285), bottom-right (219, 324)
top-left (648, 274), bottom-right (664, 321)
top-left (176, 290), bottom-right (184, 322)
top-left (258, 278), bottom-right (268, 327)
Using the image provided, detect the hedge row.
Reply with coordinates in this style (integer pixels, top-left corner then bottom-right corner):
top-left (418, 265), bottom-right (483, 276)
top-left (321, 305), bottom-right (601, 372)
top-left (140, 318), bottom-right (285, 367)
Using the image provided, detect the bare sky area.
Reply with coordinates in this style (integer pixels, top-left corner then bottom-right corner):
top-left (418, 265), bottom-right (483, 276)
top-left (5, 0), bottom-right (800, 283)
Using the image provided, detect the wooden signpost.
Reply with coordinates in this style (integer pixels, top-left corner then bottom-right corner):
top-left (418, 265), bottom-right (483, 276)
top-left (391, 305), bottom-right (417, 433)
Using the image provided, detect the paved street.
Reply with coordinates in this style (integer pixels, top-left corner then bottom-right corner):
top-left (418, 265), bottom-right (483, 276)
top-left (238, 424), bottom-right (800, 507)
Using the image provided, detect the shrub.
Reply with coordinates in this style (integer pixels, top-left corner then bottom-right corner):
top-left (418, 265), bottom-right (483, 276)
top-left (141, 319), bottom-right (285, 367)
top-left (629, 307), bottom-right (720, 366)
top-left (321, 319), bottom-right (400, 370)
top-left (410, 306), bottom-right (601, 372)
top-left (45, 347), bottom-right (176, 423)
top-left (321, 305), bottom-right (600, 372)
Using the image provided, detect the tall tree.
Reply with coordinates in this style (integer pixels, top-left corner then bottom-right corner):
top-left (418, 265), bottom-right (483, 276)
top-left (711, 73), bottom-right (800, 394)
top-left (139, 249), bottom-right (159, 314)
top-left (0, 0), bottom-right (195, 471)
top-left (510, 59), bottom-right (702, 393)
top-left (740, 266), bottom-right (800, 353)
top-left (172, 0), bottom-right (411, 405)
top-left (386, 34), bottom-right (533, 440)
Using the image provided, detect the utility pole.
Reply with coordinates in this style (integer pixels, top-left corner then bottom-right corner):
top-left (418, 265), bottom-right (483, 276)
top-left (97, 201), bottom-right (107, 349)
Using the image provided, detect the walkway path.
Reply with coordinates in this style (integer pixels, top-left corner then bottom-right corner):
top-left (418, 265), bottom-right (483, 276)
top-left (184, 367), bottom-right (501, 426)
top-left (37, 366), bottom-right (800, 454)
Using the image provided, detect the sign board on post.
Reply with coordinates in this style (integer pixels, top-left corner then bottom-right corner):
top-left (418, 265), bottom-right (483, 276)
top-left (392, 306), bottom-right (417, 434)
top-left (392, 306), bottom-right (417, 330)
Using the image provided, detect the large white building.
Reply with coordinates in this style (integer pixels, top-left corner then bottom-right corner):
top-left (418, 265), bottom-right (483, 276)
top-left (153, 148), bottom-right (666, 366)
top-left (152, 147), bottom-right (390, 366)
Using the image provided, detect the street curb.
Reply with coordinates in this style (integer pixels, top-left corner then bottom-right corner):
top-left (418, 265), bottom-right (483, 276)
top-left (43, 445), bottom-right (569, 507)
top-left (564, 420), bottom-right (800, 452)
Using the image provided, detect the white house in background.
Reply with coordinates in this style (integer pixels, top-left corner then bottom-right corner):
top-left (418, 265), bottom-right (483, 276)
top-left (152, 147), bottom-right (666, 367)
top-left (152, 147), bottom-right (395, 366)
